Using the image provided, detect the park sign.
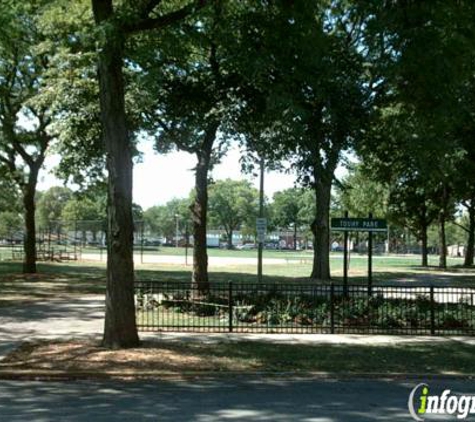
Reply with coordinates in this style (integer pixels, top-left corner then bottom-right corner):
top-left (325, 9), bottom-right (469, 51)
top-left (331, 217), bottom-right (387, 232)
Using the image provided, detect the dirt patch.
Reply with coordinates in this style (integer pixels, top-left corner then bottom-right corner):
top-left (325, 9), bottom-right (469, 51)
top-left (0, 340), bottom-right (255, 374)
top-left (2, 338), bottom-right (475, 377)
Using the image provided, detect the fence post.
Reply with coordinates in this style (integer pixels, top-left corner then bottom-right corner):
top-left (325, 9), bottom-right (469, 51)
top-left (228, 282), bottom-right (233, 333)
top-left (430, 286), bottom-right (435, 336)
top-left (330, 283), bottom-right (335, 334)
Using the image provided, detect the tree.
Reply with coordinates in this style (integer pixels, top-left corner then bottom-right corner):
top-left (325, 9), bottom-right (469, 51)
top-left (136, 2), bottom-right (246, 291)
top-left (357, 1), bottom-right (475, 268)
top-left (37, 186), bottom-right (73, 233)
top-left (208, 179), bottom-right (258, 249)
top-left (272, 3), bottom-right (367, 280)
top-left (0, 176), bottom-right (21, 213)
top-left (0, 2), bottom-right (56, 273)
top-left (237, 2), bottom-right (370, 280)
top-left (144, 198), bottom-right (192, 243)
top-left (271, 188), bottom-right (314, 251)
top-left (449, 76), bottom-right (475, 267)
top-left (90, 0), bottom-right (207, 348)
top-left (0, 176), bottom-right (22, 241)
top-left (0, 211), bottom-right (23, 241)
top-left (335, 164), bottom-right (389, 219)
top-left (61, 196), bottom-right (106, 243)
top-left (389, 177), bottom-right (439, 266)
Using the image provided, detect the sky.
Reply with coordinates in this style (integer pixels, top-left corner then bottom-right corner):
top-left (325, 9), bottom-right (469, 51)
top-left (37, 139), bottom-right (349, 210)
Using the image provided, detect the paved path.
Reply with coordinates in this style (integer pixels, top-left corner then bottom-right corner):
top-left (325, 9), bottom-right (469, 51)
top-left (0, 296), bottom-right (104, 359)
top-left (0, 377), bottom-right (472, 421)
top-left (81, 253), bottom-right (305, 266)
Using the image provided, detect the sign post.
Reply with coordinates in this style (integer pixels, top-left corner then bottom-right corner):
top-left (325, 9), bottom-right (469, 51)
top-left (256, 216), bottom-right (267, 283)
top-left (343, 211), bottom-right (349, 296)
top-left (331, 215), bottom-right (387, 295)
top-left (185, 223), bottom-right (189, 266)
top-left (368, 213), bottom-right (373, 296)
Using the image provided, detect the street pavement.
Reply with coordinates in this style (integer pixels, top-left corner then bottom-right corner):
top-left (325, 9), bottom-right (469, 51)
top-left (0, 377), bottom-right (473, 421)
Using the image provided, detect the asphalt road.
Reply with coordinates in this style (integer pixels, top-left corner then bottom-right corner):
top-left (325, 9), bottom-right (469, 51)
top-left (0, 377), bottom-right (472, 421)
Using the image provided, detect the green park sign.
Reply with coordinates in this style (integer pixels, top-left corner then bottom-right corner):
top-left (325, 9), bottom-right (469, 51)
top-left (331, 217), bottom-right (387, 232)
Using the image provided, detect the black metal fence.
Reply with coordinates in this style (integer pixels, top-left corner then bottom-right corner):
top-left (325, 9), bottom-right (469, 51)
top-left (135, 281), bottom-right (475, 335)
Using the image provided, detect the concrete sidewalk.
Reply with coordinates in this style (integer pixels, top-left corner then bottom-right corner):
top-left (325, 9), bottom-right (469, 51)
top-left (0, 296), bottom-right (104, 360)
top-left (1, 295), bottom-right (475, 362)
top-left (143, 331), bottom-right (475, 346)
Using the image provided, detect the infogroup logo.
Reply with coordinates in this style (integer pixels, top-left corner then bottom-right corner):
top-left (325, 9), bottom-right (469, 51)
top-left (408, 383), bottom-right (475, 421)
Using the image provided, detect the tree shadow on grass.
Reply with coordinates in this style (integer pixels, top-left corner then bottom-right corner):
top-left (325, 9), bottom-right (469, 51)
top-left (4, 338), bottom-right (475, 376)
top-left (0, 263), bottom-right (106, 299)
top-left (346, 271), bottom-right (475, 286)
top-left (136, 268), bottom-right (308, 285)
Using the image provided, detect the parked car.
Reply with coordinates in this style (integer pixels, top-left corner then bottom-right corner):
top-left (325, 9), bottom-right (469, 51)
top-left (237, 243), bottom-right (256, 250)
top-left (144, 239), bottom-right (161, 247)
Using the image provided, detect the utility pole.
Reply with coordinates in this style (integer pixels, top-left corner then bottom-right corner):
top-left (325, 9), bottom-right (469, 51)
top-left (174, 214), bottom-right (179, 249)
top-left (185, 222), bottom-right (189, 266)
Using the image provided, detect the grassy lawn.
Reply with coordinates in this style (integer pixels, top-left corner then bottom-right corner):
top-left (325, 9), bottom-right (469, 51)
top-left (0, 262), bottom-right (107, 304)
top-left (0, 254), bottom-right (474, 305)
top-left (1, 338), bottom-right (474, 376)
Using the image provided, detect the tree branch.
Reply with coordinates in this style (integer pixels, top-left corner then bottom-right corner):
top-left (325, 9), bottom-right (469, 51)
top-left (10, 137), bottom-right (34, 167)
top-left (156, 117), bottom-right (197, 153)
top-left (137, 0), bottom-right (163, 19)
top-left (453, 221), bottom-right (470, 233)
top-left (0, 153), bottom-right (24, 187)
top-left (123, 1), bottom-right (207, 34)
top-left (156, 117), bottom-right (170, 133)
top-left (174, 137), bottom-right (196, 154)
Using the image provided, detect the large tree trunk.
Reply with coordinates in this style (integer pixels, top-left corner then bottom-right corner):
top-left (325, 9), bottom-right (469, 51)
top-left (465, 202), bottom-right (475, 267)
top-left (192, 152), bottom-right (211, 292)
top-left (227, 230), bottom-right (233, 249)
top-left (93, 0), bottom-right (139, 349)
top-left (191, 123), bottom-right (218, 293)
top-left (438, 212), bottom-right (447, 269)
top-left (310, 175), bottom-right (332, 281)
top-left (421, 223), bottom-right (429, 267)
top-left (22, 177), bottom-right (38, 274)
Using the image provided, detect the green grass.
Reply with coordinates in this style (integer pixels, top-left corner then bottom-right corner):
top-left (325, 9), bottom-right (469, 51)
top-left (206, 340), bottom-right (475, 375)
top-left (0, 254), bottom-right (474, 305)
top-left (4, 338), bottom-right (475, 376)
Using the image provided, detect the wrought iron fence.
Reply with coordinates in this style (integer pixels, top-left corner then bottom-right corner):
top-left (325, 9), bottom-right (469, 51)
top-left (135, 281), bottom-right (475, 335)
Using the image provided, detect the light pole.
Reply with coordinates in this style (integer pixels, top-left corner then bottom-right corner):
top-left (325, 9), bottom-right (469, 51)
top-left (257, 156), bottom-right (265, 283)
top-left (185, 222), bottom-right (189, 266)
top-left (174, 214), bottom-right (180, 248)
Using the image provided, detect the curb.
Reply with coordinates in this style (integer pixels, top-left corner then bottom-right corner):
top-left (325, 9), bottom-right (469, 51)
top-left (0, 370), bottom-right (473, 382)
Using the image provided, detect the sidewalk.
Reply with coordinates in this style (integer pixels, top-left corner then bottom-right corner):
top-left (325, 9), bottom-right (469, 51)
top-left (0, 296), bottom-right (104, 360)
top-left (1, 296), bottom-right (475, 381)
top-left (1, 295), bottom-right (475, 360)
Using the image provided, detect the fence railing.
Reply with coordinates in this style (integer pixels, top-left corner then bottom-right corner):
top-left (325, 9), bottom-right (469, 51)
top-left (135, 281), bottom-right (475, 335)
